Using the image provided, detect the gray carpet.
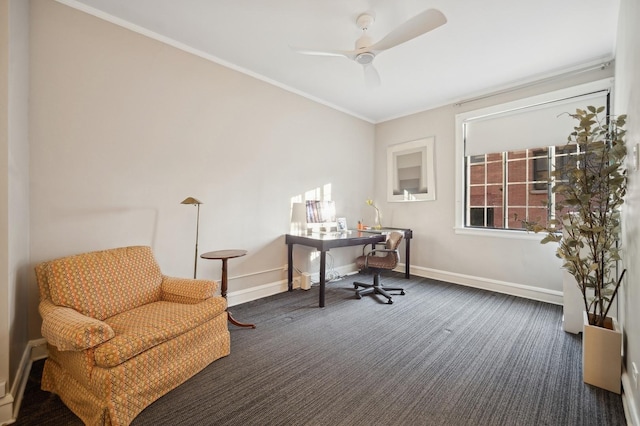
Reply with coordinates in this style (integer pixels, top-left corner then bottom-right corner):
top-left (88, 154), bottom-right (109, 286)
top-left (16, 273), bottom-right (626, 425)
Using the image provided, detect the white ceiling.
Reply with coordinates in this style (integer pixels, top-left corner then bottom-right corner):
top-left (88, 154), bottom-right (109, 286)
top-left (60, 0), bottom-right (620, 123)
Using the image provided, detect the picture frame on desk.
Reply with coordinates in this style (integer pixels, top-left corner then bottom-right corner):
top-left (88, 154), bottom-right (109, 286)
top-left (336, 217), bottom-right (348, 232)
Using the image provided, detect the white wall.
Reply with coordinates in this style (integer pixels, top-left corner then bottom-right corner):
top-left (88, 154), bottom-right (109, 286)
top-left (7, 0), bottom-right (29, 385)
top-left (28, 1), bottom-right (375, 338)
top-left (374, 66), bottom-right (614, 302)
top-left (0, 0), bottom-right (10, 408)
top-left (0, 0), bottom-right (30, 423)
top-left (615, 0), bottom-right (640, 421)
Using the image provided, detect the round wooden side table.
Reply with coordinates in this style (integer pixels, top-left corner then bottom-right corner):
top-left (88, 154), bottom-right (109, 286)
top-left (200, 249), bottom-right (256, 329)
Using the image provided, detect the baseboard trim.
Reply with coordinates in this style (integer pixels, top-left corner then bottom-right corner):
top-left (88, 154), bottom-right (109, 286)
top-left (0, 393), bottom-right (14, 426)
top-left (227, 279), bottom-right (295, 307)
top-left (227, 263), bottom-right (370, 307)
top-left (404, 264), bottom-right (564, 305)
top-left (304, 263), bottom-right (359, 287)
top-left (228, 263), bottom-right (564, 308)
top-left (622, 370), bottom-right (639, 425)
top-left (0, 339), bottom-right (49, 426)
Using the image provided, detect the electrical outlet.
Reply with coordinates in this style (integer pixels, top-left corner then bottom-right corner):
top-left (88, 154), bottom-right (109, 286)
top-left (632, 362), bottom-right (639, 389)
top-left (293, 277), bottom-right (300, 287)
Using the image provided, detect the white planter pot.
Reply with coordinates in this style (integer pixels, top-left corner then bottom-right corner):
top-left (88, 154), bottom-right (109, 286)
top-left (563, 271), bottom-right (583, 334)
top-left (582, 311), bottom-right (622, 394)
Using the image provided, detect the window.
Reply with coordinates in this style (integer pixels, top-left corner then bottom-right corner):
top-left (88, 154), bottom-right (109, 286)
top-left (465, 146), bottom-right (579, 230)
top-left (531, 149), bottom-right (548, 191)
top-left (455, 79), bottom-right (612, 234)
top-left (467, 153), bottom-right (504, 228)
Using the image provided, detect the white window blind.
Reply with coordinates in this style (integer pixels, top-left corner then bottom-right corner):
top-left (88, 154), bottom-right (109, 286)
top-left (464, 90), bottom-right (609, 156)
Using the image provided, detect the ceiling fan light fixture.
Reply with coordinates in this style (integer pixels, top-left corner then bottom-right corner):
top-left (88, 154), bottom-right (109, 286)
top-left (355, 52), bottom-right (375, 65)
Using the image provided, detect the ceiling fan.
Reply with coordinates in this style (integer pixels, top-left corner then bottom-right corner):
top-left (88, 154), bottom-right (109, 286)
top-left (293, 9), bottom-right (447, 88)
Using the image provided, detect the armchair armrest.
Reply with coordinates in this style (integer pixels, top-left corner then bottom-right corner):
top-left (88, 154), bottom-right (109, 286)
top-left (39, 299), bottom-right (115, 351)
top-left (161, 276), bottom-right (218, 304)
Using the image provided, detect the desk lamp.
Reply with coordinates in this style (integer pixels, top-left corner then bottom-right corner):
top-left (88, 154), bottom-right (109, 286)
top-left (181, 197), bottom-right (203, 278)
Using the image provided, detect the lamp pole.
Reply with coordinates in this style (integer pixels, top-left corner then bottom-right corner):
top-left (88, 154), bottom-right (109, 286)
top-left (181, 197), bottom-right (203, 279)
top-left (193, 203), bottom-right (200, 278)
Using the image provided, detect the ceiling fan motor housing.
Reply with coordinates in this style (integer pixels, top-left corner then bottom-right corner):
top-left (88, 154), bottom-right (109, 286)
top-left (355, 52), bottom-right (375, 64)
top-left (354, 14), bottom-right (376, 64)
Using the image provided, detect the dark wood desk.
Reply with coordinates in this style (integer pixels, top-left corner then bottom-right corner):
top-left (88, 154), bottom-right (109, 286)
top-left (200, 249), bottom-right (256, 329)
top-left (285, 228), bottom-right (412, 308)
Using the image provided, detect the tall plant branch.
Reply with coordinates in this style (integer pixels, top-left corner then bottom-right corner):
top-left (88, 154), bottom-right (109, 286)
top-left (527, 106), bottom-right (627, 328)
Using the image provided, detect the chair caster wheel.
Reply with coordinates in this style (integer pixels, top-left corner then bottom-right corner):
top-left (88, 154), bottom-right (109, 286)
top-left (353, 284), bottom-right (358, 289)
top-left (387, 299), bottom-right (393, 304)
top-left (356, 293), bottom-right (362, 299)
top-left (400, 291), bottom-right (406, 295)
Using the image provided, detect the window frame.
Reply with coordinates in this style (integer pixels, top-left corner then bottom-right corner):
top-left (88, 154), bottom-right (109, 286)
top-left (454, 78), bottom-right (613, 239)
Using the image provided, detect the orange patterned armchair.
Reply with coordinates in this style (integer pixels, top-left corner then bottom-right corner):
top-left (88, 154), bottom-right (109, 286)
top-left (35, 245), bottom-right (231, 426)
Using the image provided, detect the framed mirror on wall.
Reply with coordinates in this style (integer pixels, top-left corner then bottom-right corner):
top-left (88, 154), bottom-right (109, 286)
top-left (387, 137), bottom-right (436, 202)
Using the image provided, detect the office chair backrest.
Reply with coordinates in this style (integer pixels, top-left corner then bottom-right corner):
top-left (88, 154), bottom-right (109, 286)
top-left (385, 231), bottom-right (403, 265)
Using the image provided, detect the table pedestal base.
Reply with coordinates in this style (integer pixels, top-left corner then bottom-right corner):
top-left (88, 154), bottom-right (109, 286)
top-left (228, 311), bottom-right (255, 328)
top-left (200, 249), bottom-right (256, 329)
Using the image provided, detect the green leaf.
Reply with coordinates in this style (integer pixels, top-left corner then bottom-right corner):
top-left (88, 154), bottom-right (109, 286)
top-left (541, 234), bottom-right (561, 244)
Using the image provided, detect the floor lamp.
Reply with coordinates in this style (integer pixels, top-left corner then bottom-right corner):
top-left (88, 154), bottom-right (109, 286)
top-left (181, 197), bottom-right (203, 278)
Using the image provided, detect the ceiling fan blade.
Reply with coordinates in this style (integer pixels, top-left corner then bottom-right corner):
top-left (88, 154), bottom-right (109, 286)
top-left (291, 47), bottom-right (356, 60)
top-left (363, 63), bottom-right (381, 88)
top-left (370, 9), bottom-right (446, 53)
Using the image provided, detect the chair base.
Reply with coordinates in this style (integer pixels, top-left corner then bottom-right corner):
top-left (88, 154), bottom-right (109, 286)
top-left (353, 272), bottom-right (405, 304)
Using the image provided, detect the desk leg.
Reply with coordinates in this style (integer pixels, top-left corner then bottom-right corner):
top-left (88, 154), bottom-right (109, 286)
top-left (319, 250), bottom-right (326, 308)
top-left (287, 243), bottom-right (293, 291)
top-left (221, 259), bottom-right (256, 329)
top-left (404, 238), bottom-right (411, 279)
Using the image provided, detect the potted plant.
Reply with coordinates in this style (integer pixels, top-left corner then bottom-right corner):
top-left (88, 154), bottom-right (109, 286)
top-left (527, 106), bottom-right (627, 393)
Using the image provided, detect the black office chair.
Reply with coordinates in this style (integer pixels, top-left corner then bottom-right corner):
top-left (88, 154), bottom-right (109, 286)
top-left (353, 231), bottom-right (405, 304)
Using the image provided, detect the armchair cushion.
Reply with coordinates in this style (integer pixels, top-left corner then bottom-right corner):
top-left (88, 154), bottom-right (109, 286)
top-left (39, 299), bottom-right (115, 351)
top-left (94, 297), bottom-right (227, 368)
top-left (45, 246), bottom-right (163, 320)
top-left (161, 276), bottom-right (217, 304)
